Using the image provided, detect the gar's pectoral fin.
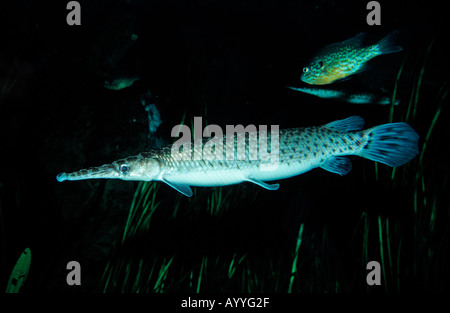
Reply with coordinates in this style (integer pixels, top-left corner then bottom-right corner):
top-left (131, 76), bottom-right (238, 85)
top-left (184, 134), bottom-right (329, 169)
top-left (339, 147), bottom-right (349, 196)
top-left (162, 178), bottom-right (193, 197)
top-left (246, 177), bottom-right (280, 191)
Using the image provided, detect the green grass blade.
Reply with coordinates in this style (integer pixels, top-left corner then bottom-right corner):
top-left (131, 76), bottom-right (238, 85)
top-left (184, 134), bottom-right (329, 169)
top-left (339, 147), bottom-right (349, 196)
top-left (5, 247), bottom-right (31, 293)
top-left (378, 216), bottom-right (387, 292)
top-left (288, 223), bottom-right (304, 293)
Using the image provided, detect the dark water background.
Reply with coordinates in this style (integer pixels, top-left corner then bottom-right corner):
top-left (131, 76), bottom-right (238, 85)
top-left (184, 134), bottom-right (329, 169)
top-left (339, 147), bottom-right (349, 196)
top-left (0, 0), bottom-right (449, 294)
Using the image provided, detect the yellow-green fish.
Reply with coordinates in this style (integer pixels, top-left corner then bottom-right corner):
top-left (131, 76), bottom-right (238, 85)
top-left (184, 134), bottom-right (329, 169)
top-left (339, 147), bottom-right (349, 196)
top-left (301, 31), bottom-right (402, 85)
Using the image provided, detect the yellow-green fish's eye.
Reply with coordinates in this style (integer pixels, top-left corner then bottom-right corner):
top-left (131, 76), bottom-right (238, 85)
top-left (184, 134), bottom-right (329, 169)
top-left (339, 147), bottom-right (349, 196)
top-left (303, 67), bottom-right (309, 73)
top-left (318, 61), bottom-right (324, 68)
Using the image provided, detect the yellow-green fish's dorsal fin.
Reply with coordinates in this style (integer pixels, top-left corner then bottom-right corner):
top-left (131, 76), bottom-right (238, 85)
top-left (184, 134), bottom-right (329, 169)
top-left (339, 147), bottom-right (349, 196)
top-left (323, 116), bottom-right (365, 132)
top-left (341, 32), bottom-right (367, 47)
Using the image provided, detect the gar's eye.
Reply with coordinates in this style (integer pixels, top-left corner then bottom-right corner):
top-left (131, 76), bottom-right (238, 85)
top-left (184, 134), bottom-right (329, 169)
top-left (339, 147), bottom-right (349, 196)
top-left (120, 164), bottom-right (130, 175)
top-left (303, 67), bottom-right (309, 73)
top-left (318, 60), bottom-right (324, 68)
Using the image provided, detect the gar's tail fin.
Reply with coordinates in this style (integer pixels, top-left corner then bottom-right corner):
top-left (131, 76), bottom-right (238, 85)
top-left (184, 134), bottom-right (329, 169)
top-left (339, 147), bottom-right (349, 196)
top-left (376, 30), bottom-right (403, 55)
top-left (358, 122), bottom-right (419, 167)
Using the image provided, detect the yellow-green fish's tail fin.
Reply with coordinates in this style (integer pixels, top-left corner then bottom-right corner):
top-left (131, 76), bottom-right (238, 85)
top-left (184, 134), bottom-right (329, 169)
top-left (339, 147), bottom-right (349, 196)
top-left (358, 122), bottom-right (419, 167)
top-left (376, 30), bottom-right (403, 56)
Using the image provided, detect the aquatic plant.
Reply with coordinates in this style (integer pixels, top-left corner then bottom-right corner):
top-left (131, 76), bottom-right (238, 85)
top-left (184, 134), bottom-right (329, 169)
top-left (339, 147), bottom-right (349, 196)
top-left (354, 34), bottom-right (449, 292)
top-left (5, 247), bottom-right (31, 293)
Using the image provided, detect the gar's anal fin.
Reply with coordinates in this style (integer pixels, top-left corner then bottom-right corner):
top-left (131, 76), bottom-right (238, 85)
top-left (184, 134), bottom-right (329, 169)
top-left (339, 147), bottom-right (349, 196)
top-left (320, 156), bottom-right (352, 176)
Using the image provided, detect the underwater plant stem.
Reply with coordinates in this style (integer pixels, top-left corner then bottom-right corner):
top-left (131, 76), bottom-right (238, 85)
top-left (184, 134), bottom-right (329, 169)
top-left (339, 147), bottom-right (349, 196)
top-left (288, 223), bottom-right (304, 293)
top-left (385, 218), bottom-right (394, 291)
top-left (374, 162), bottom-right (379, 181)
top-left (102, 261), bottom-right (112, 292)
top-left (389, 55), bottom-right (407, 123)
top-left (197, 256), bottom-right (207, 293)
top-left (153, 257), bottom-right (174, 293)
top-left (419, 85), bottom-right (448, 164)
top-left (413, 35), bottom-right (436, 120)
top-left (122, 182), bottom-right (144, 243)
top-left (378, 216), bottom-right (388, 292)
top-left (362, 212), bottom-right (369, 282)
top-left (396, 237), bottom-right (403, 291)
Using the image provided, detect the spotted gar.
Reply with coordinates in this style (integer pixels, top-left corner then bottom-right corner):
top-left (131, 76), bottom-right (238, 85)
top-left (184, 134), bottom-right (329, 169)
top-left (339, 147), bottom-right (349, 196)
top-left (56, 116), bottom-right (419, 197)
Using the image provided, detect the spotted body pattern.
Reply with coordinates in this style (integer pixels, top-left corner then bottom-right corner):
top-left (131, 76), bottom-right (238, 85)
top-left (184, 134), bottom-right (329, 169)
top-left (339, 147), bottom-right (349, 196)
top-left (301, 31), bottom-right (402, 85)
top-left (152, 124), bottom-right (365, 185)
top-left (57, 116), bottom-right (419, 197)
